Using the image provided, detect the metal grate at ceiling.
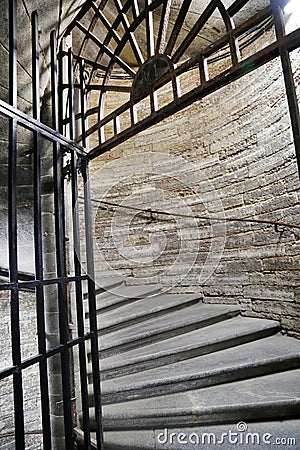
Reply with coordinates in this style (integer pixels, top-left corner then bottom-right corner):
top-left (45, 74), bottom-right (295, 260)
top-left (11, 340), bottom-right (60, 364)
top-left (61, 0), bottom-right (300, 170)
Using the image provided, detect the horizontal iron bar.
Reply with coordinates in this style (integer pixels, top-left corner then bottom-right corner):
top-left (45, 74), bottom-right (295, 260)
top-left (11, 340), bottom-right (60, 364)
top-left (19, 274), bottom-right (89, 289)
top-left (0, 333), bottom-right (94, 380)
top-left (0, 283), bottom-right (13, 290)
top-left (85, 84), bottom-right (131, 92)
top-left (61, 51), bottom-right (108, 73)
top-left (0, 268), bottom-right (35, 281)
top-left (0, 275), bottom-right (89, 291)
top-left (62, 83), bottom-right (131, 93)
top-left (0, 100), bottom-right (87, 156)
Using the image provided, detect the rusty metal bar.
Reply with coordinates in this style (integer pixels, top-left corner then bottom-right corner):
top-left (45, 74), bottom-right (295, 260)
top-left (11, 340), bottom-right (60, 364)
top-left (172, 0), bottom-right (217, 63)
top-left (145, 0), bottom-right (155, 58)
top-left (113, 0), bottom-right (144, 65)
top-left (75, 21), bottom-right (136, 77)
top-left (165, 0), bottom-right (193, 56)
top-left (156, 0), bottom-right (172, 54)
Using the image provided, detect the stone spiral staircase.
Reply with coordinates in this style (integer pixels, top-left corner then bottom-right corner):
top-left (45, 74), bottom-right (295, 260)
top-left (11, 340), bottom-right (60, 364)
top-left (82, 279), bottom-right (300, 449)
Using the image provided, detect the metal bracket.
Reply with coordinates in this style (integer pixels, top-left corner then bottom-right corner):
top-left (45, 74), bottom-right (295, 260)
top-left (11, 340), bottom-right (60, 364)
top-left (63, 160), bottom-right (72, 179)
top-left (274, 224), bottom-right (286, 233)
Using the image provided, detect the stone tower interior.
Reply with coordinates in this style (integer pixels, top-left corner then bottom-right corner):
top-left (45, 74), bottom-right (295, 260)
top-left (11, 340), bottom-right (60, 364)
top-left (1, 0), bottom-right (300, 448)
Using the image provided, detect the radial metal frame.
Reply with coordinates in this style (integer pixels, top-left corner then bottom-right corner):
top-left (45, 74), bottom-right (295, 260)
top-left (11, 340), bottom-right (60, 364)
top-left (62, 0), bottom-right (300, 179)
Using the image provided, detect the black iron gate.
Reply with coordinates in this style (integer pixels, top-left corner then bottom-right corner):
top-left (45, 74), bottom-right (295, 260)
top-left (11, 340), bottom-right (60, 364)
top-left (1, 0), bottom-right (300, 448)
top-left (0, 1), bottom-right (103, 448)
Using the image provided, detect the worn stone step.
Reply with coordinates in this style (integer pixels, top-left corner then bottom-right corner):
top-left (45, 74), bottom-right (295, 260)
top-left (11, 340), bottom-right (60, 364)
top-left (96, 294), bottom-right (201, 334)
top-left (95, 334), bottom-right (300, 404)
top-left (97, 316), bottom-right (280, 379)
top-left (86, 304), bottom-right (240, 377)
top-left (85, 284), bottom-right (161, 315)
top-left (83, 277), bottom-right (125, 300)
top-left (96, 303), bottom-right (240, 358)
top-left (91, 369), bottom-right (300, 431)
top-left (101, 419), bottom-right (300, 449)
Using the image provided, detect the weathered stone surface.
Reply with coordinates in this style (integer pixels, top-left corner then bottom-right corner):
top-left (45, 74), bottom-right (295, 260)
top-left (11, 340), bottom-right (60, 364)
top-left (88, 53), bottom-right (300, 333)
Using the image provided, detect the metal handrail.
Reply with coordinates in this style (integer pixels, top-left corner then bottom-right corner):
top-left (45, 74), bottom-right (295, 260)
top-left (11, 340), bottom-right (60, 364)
top-left (86, 197), bottom-right (300, 231)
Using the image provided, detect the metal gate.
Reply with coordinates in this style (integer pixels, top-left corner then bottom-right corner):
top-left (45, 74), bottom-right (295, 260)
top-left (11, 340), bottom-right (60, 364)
top-left (0, 1), bottom-right (103, 448)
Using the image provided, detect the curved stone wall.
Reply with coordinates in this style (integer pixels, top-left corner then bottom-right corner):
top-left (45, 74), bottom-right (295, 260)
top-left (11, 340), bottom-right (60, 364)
top-left (90, 53), bottom-right (300, 336)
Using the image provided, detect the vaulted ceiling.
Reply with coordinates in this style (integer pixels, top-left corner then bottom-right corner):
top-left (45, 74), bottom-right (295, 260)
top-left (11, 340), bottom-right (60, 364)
top-left (69, 0), bottom-right (271, 76)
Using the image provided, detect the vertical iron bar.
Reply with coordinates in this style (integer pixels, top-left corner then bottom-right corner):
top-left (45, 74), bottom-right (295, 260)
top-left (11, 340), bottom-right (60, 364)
top-left (8, 1), bottom-right (25, 448)
top-left (172, 75), bottom-right (181, 101)
top-left (150, 93), bottom-right (155, 113)
top-left (130, 103), bottom-right (137, 125)
top-left (145, 0), bottom-right (155, 58)
top-left (80, 60), bottom-right (87, 149)
top-left (68, 48), bottom-right (76, 142)
top-left (113, 116), bottom-right (121, 135)
top-left (271, 0), bottom-right (300, 179)
top-left (99, 100), bottom-right (106, 145)
top-left (9, 0), bottom-right (17, 109)
top-left (71, 59), bottom-right (92, 449)
top-left (71, 152), bottom-right (91, 450)
top-left (52, 33), bottom-right (74, 450)
top-left (199, 54), bottom-right (209, 84)
top-left (54, 147), bottom-right (74, 450)
top-left (82, 160), bottom-right (104, 450)
top-left (51, 31), bottom-right (59, 132)
top-left (32, 11), bottom-right (40, 123)
top-left (58, 40), bottom-right (64, 134)
top-left (32, 11), bottom-right (52, 449)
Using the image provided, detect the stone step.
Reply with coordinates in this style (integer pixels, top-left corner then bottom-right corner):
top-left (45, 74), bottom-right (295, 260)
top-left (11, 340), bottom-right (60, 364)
top-left (91, 369), bottom-right (300, 431)
top-left (96, 303), bottom-right (240, 358)
top-left (95, 334), bottom-right (300, 404)
top-left (97, 316), bottom-right (280, 379)
top-left (85, 284), bottom-right (161, 314)
top-left (101, 419), bottom-right (300, 449)
top-left (96, 294), bottom-right (201, 335)
top-left (83, 277), bottom-right (125, 300)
